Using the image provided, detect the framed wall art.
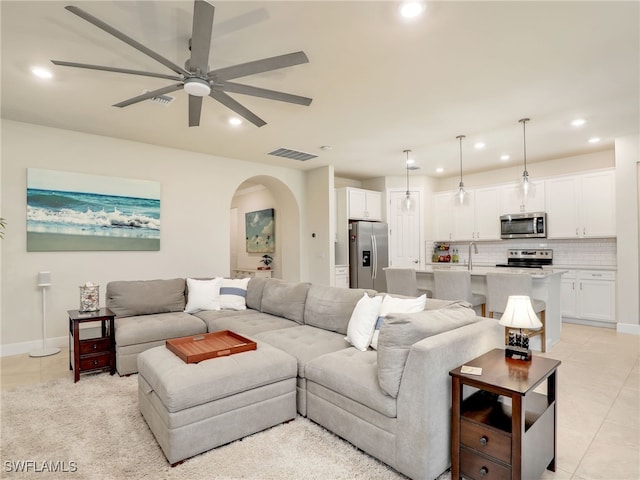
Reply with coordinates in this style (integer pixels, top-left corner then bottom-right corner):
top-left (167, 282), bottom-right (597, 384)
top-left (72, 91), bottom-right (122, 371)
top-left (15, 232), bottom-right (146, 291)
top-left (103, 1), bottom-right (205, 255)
top-left (245, 208), bottom-right (275, 253)
top-left (27, 168), bottom-right (160, 252)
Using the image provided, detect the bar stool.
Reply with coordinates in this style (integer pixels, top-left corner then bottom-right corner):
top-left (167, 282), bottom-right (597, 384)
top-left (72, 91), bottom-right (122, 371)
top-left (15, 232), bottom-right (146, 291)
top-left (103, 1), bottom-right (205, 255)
top-left (486, 272), bottom-right (546, 352)
top-left (383, 267), bottom-right (431, 297)
top-left (433, 270), bottom-right (486, 316)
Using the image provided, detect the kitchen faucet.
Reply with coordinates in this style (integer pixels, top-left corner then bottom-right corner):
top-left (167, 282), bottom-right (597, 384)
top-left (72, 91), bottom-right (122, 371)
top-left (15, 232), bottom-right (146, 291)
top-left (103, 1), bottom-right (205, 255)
top-left (468, 242), bottom-right (478, 271)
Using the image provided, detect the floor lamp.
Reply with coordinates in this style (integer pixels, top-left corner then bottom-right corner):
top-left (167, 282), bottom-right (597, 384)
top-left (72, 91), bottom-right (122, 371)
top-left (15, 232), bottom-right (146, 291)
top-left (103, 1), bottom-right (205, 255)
top-left (29, 271), bottom-right (60, 358)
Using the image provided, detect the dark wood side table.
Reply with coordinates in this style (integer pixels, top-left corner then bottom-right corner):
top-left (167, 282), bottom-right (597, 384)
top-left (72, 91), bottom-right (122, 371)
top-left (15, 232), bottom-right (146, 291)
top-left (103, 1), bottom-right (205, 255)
top-left (450, 348), bottom-right (561, 480)
top-left (68, 308), bottom-right (116, 383)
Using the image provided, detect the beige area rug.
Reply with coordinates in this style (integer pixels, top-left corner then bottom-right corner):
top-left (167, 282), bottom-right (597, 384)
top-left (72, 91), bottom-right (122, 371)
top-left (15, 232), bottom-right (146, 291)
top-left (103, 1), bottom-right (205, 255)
top-left (1, 373), bottom-right (451, 480)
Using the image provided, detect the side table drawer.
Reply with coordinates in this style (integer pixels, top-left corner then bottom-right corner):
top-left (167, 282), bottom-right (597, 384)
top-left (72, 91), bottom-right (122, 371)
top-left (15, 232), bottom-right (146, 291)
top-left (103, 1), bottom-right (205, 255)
top-left (461, 419), bottom-right (511, 464)
top-left (79, 353), bottom-right (111, 372)
top-left (461, 447), bottom-right (511, 480)
top-left (79, 338), bottom-right (111, 355)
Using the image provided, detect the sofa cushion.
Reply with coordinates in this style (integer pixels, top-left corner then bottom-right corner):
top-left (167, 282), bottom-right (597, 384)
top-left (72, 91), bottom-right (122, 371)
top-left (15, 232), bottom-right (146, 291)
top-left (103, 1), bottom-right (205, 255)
top-left (304, 285), bottom-right (376, 335)
top-left (260, 279), bottom-right (310, 324)
top-left (219, 277), bottom-right (251, 310)
top-left (306, 348), bottom-right (396, 418)
top-left (184, 277), bottom-right (223, 313)
top-left (195, 310), bottom-right (299, 336)
top-left (245, 277), bottom-right (267, 311)
top-left (345, 293), bottom-right (383, 351)
top-left (377, 301), bottom-right (477, 398)
top-left (107, 278), bottom-right (186, 318)
top-left (254, 325), bottom-right (350, 378)
top-left (370, 294), bottom-right (427, 349)
top-left (115, 312), bottom-right (206, 347)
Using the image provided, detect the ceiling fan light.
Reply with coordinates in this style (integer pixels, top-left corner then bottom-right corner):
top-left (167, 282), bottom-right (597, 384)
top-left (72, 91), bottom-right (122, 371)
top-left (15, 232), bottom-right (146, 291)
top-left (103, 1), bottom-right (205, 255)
top-left (184, 78), bottom-right (211, 97)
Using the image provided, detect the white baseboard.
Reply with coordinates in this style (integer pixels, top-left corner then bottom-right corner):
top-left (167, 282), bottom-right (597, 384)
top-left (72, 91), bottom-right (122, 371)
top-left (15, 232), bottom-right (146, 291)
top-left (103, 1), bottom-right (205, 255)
top-left (617, 323), bottom-right (640, 335)
top-left (0, 336), bottom-right (67, 357)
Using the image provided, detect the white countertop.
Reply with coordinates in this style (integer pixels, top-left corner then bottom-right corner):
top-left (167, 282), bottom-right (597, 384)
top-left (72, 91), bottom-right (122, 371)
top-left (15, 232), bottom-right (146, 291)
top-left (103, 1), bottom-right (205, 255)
top-left (417, 265), bottom-right (567, 278)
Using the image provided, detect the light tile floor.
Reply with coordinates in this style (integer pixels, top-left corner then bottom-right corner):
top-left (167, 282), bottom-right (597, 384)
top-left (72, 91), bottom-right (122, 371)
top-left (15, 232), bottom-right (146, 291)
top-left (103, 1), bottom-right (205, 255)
top-left (1, 323), bottom-right (639, 479)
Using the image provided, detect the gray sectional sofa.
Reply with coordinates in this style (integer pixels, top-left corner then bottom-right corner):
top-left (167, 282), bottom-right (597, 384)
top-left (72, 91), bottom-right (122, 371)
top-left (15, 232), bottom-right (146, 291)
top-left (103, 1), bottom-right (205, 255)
top-left (106, 276), bottom-right (504, 479)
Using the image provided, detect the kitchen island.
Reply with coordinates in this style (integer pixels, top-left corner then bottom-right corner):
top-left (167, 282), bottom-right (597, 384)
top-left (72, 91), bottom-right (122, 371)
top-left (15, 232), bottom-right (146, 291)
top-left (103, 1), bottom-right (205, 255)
top-left (417, 265), bottom-right (566, 351)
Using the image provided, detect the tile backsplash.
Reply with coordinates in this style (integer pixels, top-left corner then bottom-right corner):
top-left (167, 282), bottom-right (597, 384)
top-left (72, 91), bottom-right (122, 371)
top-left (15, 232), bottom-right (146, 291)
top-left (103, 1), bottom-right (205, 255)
top-left (438, 238), bottom-right (617, 268)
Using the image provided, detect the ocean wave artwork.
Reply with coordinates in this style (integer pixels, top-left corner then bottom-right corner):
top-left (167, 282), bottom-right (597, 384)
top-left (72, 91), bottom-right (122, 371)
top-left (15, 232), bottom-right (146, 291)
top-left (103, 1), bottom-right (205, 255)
top-left (27, 168), bottom-right (160, 251)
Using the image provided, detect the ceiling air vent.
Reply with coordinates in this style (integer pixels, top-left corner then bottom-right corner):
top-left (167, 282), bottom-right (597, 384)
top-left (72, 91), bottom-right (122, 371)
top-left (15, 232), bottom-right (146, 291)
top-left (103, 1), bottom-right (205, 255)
top-left (268, 148), bottom-right (318, 162)
top-left (142, 90), bottom-right (175, 106)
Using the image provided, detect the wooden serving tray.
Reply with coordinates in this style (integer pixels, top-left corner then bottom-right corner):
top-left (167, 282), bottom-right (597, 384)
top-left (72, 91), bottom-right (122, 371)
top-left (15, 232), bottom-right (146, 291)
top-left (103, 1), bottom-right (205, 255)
top-left (166, 330), bottom-right (256, 364)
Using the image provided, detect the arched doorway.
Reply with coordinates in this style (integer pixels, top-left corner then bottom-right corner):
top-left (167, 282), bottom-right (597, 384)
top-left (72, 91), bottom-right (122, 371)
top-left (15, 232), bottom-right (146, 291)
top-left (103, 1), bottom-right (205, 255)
top-left (229, 176), bottom-right (301, 281)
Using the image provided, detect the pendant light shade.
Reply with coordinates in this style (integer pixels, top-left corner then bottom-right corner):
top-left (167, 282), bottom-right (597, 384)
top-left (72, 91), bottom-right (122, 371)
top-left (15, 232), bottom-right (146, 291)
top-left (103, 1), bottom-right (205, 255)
top-left (455, 135), bottom-right (467, 206)
top-left (517, 118), bottom-right (536, 202)
top-left (402, 149), bottom-right (415, 212)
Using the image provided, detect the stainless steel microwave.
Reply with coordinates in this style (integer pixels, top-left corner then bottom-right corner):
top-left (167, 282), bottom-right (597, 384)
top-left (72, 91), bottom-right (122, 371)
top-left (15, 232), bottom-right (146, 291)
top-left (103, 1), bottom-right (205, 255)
top-left (500, 212), bottom-right (547, 239)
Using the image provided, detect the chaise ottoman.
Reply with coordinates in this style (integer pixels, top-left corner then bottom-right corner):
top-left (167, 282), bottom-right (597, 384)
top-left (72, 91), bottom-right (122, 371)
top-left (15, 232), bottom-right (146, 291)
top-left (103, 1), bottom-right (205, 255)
top-left (137, 341), bottom-right (298, 465)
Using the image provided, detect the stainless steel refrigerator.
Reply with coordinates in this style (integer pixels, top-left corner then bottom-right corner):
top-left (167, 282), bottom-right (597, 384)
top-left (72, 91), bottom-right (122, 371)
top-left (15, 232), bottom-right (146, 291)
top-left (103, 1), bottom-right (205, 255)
top-left (349, 221), bottom-right (388, 291)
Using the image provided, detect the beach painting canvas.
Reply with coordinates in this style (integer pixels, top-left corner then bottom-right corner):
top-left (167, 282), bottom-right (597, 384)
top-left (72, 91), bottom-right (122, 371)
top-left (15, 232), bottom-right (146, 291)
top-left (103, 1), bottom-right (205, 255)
top-left (27, 168), bottom-right (160, 251)
top-left (245, 208), bottom-right (275, 253)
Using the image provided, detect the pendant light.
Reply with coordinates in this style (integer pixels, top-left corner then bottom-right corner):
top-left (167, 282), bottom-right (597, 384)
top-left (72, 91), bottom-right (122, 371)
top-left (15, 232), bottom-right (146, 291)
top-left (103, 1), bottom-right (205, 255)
top-left (455, 135), bottom-right (467, 206)
top-left (517, 117), bottom-right (536, 202)
top-left (401, 149), bottom-right (415, 212)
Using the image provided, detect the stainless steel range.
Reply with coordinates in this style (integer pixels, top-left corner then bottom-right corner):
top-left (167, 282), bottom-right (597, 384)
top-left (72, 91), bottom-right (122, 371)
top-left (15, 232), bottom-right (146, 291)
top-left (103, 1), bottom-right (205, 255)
top-left (495, 249), bottom-right (553, 269)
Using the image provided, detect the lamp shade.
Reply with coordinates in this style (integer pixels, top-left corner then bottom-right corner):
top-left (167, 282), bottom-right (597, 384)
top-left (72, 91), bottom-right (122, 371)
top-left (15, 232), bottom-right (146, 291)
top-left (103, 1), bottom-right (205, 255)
top-left (498, 295), bottom-right (542, 330)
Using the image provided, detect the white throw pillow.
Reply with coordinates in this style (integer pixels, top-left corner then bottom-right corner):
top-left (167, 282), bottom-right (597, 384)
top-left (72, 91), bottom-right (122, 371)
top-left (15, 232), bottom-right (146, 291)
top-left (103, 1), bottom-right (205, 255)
top-left (370, 294), bottom-right (427, 349)
top-left (184, 277), bottom-right (223, 313)
top-left (345, 293), bottom-right (383, 351)
top-left (219, 277), bottom-right (251, 310)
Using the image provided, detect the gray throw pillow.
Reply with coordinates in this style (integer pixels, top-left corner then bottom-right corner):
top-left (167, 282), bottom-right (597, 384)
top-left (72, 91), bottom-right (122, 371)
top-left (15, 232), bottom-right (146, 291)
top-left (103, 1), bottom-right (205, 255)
top-left (377, 301), bottom-right (477, 398)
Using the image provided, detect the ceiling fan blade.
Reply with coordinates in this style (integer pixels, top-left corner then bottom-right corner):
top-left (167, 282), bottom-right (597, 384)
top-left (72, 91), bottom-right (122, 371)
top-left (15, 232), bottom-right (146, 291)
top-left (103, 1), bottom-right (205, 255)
top-left (113, 83), bottom-right (184, 108)
top-left (189, 95), bottom-right (203, 127)
top-left (208, 90), bottom-right (266, 127)
top-left (189, 0), bottom-right (215, 74)
top-left (51, 60), bottom-right (182, 81)
top-left (64, 6), bottom-right (190, 77)
top-left (210, 51), bottom-right (309, 81)
top-left (221, 82), bottom-right (312, 106)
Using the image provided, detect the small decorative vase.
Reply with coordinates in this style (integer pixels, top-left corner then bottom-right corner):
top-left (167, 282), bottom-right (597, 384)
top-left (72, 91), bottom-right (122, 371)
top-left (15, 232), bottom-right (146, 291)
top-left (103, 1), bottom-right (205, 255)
top-left (79, 283), bottom-right (99, 312)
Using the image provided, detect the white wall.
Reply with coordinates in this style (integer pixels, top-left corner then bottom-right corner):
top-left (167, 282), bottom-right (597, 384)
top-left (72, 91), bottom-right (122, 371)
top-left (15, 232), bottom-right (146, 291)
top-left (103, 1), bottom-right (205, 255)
top-left (435, 150), bottom-right (615, 191)
top-left (305, 166), bottom-right (334, 286)
top-left (1, 120), bottom-right (307, 352)
top-left (615, 134), bottom-right (640, 332)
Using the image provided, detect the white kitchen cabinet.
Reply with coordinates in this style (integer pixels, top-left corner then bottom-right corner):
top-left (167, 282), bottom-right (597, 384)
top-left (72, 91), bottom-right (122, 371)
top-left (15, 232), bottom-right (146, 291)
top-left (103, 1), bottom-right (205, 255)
top-left (546, 170), bottom-right (615, 239)
top-left (434, 192), bottom-right (454, 241)
top-left (347, 188), bottom-right (382, 221)
top-left (499, 180), bottom-right (545, 214)
top-left (335, 265), bottom-right (350, 288)
top-left (472, 187), bottom-right (501, 240)
top-left (433, 187), bottom-right (500, 241)
top-left (561, 270), bottom-right (616, 323)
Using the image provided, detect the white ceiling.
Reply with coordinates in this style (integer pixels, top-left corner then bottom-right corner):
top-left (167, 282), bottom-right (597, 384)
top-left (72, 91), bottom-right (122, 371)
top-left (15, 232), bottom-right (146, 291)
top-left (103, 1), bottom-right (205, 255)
top-left (2, 1), bottom-right (638, 180)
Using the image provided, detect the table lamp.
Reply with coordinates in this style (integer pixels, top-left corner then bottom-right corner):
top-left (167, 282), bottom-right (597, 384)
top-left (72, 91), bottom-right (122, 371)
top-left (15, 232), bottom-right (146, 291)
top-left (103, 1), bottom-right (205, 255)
top-left (498, 295), bottom-right (542, 361)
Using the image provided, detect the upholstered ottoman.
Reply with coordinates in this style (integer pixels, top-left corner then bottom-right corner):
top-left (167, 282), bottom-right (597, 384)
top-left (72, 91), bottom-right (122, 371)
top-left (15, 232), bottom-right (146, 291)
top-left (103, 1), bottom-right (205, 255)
top-left (137, 341), bottom-right (297, 465)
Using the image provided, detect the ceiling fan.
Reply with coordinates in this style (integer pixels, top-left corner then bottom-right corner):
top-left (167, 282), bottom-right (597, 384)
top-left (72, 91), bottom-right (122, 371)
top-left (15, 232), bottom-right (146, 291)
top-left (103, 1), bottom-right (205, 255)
top-left (51, 1), bottom-right (312, 127)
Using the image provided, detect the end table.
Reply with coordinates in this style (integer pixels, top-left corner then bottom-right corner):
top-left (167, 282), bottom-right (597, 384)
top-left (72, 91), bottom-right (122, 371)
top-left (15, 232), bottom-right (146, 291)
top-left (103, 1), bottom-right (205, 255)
top-left (450, 348), bottom-right (561, 480)
top-left (68, 308), bottom-right (116, 383)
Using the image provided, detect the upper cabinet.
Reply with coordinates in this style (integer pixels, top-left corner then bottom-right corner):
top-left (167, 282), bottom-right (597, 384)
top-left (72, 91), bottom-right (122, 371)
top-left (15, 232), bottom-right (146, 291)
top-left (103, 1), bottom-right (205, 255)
top-left (433, 187), bottom-right (501, 241)
top-left (499, 181), bottom-right (545, 214)
top-left (345, 188), bottom-right (382, 221)
top-left (545, 170), bottom-right (615, 239)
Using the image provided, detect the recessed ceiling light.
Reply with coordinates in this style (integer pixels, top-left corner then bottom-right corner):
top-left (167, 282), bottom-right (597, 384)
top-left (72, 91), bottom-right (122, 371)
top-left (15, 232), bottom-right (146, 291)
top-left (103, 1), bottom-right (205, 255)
top-left (500, 154), bottom-right (510, 161)
top-left (31, 67), bottom-right (53, 79)
top-left (399, 2), bottom-right (425, 19)
top-left (588, 137), bottom-right (601, 143)
top-left (228, 117), bottom-right (242, 126)
top-left (571, 118), bottom-right (586, 127)
top-left (435, 167), bottom-right (444, 173)
top-left (474, 142), bottom-right (485, 150)
top-left (406, 158), bottom-right (416, 165)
